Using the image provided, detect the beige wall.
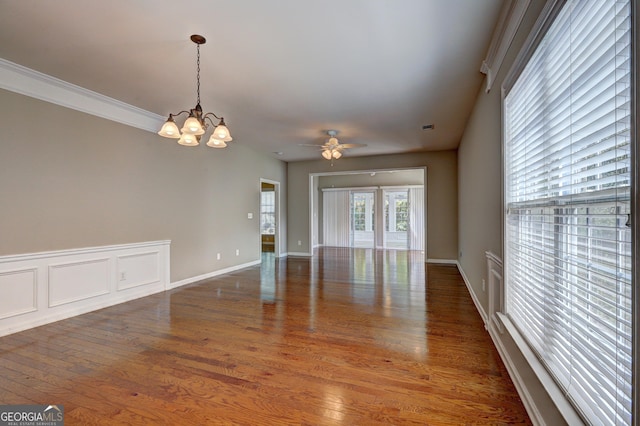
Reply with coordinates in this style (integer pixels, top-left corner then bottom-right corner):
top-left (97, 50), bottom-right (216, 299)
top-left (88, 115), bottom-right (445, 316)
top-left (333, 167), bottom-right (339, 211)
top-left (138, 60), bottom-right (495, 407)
top-left (459, 0), bottom-right (548, 328)
top-left (457, 1), bottom-right (568, 424)
top-left (287, 151), bottom-right (457, 259)
top-left (0, 89), bottom-right (287, 282)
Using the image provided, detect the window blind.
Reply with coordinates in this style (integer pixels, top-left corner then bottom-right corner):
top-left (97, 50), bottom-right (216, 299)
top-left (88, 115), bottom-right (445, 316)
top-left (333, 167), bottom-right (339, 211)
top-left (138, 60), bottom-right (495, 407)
top-left (408, 187), bottom-right (425, 251)
top-left (504, 0), bottom-right (632, 424)
top-left (322, 190), bottom-right (350, 247)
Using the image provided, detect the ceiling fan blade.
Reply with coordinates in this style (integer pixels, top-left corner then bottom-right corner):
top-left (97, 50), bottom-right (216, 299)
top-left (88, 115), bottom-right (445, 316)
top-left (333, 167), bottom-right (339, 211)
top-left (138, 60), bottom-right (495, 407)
top-left (298, 143), bottom-right (326, 147)
top-left (338, 143), bottom-right (367, 149)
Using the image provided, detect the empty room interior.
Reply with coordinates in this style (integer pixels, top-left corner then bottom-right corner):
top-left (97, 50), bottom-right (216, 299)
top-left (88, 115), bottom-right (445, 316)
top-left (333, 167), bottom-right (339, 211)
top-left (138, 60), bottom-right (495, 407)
top-left (0, 1), bottom-right (637, 425)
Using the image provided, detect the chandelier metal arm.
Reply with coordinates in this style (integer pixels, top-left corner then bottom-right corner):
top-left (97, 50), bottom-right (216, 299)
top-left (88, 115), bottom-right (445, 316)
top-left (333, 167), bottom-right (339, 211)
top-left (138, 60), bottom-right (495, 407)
top-left (202, 114), bottom-right (219, 128)
top-left (166, 110), bottom-right (191, 119)
top-left (203, 112), bottom-right (224, 124)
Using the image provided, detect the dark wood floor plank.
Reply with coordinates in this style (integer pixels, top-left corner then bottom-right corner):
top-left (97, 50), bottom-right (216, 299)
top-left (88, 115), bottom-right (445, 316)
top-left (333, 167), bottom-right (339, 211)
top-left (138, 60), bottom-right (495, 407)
top-left (0, 247), bottom-right (530, 424)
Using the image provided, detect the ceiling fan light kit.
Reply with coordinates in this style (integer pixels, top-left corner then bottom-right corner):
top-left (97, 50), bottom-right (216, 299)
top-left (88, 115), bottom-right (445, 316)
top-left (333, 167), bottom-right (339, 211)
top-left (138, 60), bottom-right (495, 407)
top-left (158, 35), bottom-right (232, 148)
top-left (299, 130), bottom-right (366, 162)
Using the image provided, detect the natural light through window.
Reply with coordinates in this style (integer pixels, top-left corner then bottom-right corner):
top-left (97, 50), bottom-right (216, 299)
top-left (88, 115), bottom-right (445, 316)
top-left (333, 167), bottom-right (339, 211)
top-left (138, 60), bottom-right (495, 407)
top-left (503, 0), bottom-right (632, 424)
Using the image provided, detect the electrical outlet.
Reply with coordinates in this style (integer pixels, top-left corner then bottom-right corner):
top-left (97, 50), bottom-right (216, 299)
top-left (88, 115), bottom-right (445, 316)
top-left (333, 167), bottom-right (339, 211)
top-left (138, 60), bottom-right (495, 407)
top-left (482, 279), bottom-right (486, 292)
top-left (236, 249), bottom-right (240, 256)
top-left (298, 240), bottom-right (302, 246)
top-left (120, 272), bottom-right (126, 281)
top-left (216, 253), bottom-right (221, 260)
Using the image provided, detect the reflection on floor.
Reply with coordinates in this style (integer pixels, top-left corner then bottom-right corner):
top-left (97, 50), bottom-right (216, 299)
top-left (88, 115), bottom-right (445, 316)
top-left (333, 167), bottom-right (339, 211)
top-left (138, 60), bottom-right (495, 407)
top-left (0, 247), bottom-right (530, 424)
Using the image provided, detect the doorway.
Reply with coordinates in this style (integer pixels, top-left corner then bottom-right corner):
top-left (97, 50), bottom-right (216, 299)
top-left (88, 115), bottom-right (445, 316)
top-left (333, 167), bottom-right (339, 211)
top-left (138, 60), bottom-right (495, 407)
top-left (260, 179), bottom-right (280, 257)
top-left (320, 183), bottom-right (425, 251)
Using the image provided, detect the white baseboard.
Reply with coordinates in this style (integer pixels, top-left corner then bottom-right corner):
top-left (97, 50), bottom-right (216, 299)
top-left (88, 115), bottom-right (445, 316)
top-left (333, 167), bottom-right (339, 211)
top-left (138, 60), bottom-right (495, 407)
top-left (455, 261), bottom-right (489, 327)
top-left (458, 258), bottom-right (581, 426)
top-left (168, 260), bottom-right (261, 290)
top-left (426, 258), bottom-right (458, 264)
top-left (0, 241), bottom-right (171, 337)
top-left (490, 314), bottom-right (582, 425)
top-left (286, 252), bottom-right (312, 257)
top-left (488, 318), bottom-right (545, 425)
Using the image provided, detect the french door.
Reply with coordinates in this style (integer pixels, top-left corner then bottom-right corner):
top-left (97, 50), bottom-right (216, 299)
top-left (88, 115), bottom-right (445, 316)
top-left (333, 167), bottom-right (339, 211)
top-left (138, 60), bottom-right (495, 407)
top-left (350, 191), bottom-right (375, 248)
top-left (323, 187), bottom-right (424, 251)
top-left (383, 189), bottom-right (409, 249)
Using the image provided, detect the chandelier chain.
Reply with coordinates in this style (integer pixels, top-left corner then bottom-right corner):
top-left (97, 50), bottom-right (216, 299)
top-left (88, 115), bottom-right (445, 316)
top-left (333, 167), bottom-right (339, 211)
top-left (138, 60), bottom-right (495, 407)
top-left (196, 43), bottom-right (201, 105)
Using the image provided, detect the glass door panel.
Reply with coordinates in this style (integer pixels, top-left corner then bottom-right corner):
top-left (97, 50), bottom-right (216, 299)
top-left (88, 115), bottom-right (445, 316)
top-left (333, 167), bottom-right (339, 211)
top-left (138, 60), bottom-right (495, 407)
top-left (350, 192), bottom-right (375, 248)
top-left (384, 190), bottom-right (409, 249)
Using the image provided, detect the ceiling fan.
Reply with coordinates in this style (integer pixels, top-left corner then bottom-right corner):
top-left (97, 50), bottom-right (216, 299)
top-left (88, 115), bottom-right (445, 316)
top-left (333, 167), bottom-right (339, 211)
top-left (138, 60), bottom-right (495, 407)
top-left (299, 130), bottom-right (367, 161)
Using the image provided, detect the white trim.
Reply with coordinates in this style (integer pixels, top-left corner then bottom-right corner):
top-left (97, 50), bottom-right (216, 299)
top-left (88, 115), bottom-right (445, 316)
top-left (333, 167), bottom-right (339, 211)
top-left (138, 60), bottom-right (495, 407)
top-left (487, 317), bottom-right (546, 425)
top-left (426, 258), bottom-right (457, 265)
top-left (0, 240), bottom-right (171, 263)
top-left (260, 178), bottom-right (282, 257)
top-left (485, 251), bottom-right (503, 268)
top-left (480, 0), bottom-right (531, 92)
top-left (485, 251), bottom-right (505, 334)
top-left (501, 0), bottom-right (565, 96)
top-left (48, 257), bottom-right (111, 307)
top-left (168, 260), bottom-right (261, 290)
top-left (493, 313), bottom-right (583, 425)
top-left (456, 261), bottom-right (489, 326)
top-left (0, 241), bottom-right (170, 337)
top-left (321, 186), bottom-right (378, 192)
top-left (116, 251), bottom-right (162, 291)
top-left (0, 58), bottom-right (165, 132)
top-left (458, 257), bottom-right (582, 425)
top-left (632, 0), bottom-right (640, 421)
top-left (310, 166), bottom-right (428, 257)
top-left (0, 267), bottom-right (38, 319)
top-left (287, 252), bottom-right (312, 257)
top-left (320, 185), bottom-right (424, 192)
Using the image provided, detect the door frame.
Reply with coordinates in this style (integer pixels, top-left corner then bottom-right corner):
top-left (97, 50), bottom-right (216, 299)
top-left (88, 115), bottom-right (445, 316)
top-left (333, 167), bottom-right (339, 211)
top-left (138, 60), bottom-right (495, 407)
top-left (260, 178), bottom-right (281, 257)
top-left (309, 167), bottom-right (427, 255)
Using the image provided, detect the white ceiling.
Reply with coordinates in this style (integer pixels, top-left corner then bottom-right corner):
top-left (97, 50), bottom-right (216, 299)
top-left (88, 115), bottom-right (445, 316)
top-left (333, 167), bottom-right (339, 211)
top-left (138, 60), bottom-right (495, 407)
top-left (0, 0), bottom-right (503, 162)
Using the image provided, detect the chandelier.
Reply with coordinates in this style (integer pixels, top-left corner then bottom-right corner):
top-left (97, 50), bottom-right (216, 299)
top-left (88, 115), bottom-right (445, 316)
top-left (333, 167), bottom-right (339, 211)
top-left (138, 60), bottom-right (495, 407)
top-left (157, 35), bottom-right (232, 148)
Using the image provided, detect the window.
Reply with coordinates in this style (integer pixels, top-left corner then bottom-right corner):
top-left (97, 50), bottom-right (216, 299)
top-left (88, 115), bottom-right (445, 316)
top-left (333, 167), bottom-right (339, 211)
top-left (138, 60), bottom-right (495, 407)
top-left (260, 190), bottom-right (275, 234)
top-left (384, 191), bottom-right (409, 232)
top-left (503, 1), bottom-right (632, 424)
top-left (352, 192), bottom-right (374, 232)
top-left (384, 190), bottom-right (410, 249)
top-left (351, 191), bottom-right (375, 248)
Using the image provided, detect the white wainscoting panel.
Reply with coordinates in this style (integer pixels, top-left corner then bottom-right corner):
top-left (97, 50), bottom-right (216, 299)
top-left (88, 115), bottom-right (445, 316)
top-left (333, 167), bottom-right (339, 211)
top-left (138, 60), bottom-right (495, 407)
top-left (486, 251), bottom-right (505, 333)
top-left (0, 240), bottom-right (170, 337)
top-left (117, 251), bottom-right (161, 291)
top-left (49, 258), bottom-right (110, 307)
top-left (0, 268), bottom-right (38, 320)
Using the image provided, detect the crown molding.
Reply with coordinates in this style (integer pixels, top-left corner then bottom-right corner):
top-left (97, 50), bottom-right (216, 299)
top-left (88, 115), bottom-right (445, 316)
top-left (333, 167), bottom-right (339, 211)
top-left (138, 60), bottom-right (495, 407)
top-left (480, 0), bottom-right (531, 92)
top-left (0, 58), bottom-right (164, 133)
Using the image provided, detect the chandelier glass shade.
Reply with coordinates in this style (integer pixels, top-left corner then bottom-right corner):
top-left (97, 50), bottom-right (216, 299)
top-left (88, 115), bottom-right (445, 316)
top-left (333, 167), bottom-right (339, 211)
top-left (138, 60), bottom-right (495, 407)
top-left (158, 35), bottom-right (232, 147)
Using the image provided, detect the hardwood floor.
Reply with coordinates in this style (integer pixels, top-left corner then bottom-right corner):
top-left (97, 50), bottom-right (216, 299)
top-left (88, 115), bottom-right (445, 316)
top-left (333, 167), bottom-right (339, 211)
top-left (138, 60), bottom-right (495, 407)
top-left (0, 247), bottom-right (530, 425)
